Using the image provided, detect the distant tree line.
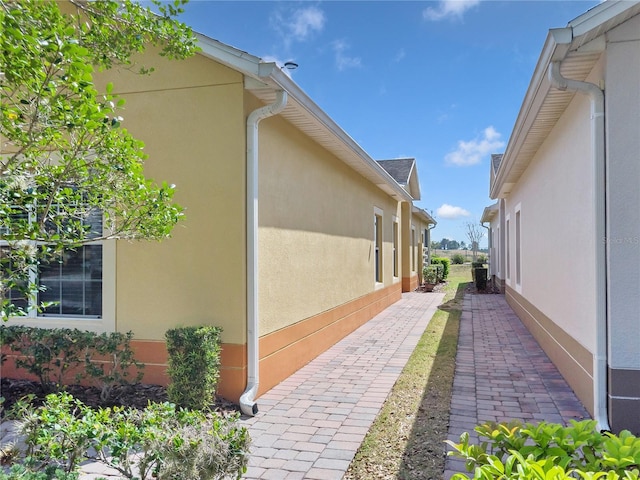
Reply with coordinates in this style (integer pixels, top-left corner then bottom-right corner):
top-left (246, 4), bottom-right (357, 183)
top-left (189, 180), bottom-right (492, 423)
top-left (430, 238), bottom-right (467, 250)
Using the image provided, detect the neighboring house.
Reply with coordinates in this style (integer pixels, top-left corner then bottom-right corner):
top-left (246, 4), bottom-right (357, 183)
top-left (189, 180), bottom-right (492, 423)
top-left (3, 31), bottom-right (436, 414)
top-left (485, 0), bottom-right (640, 432)
top-left (377, 158), bottom-right (436, 288)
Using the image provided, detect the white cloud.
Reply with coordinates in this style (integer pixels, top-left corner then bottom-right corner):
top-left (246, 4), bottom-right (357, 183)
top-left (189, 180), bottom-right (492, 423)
top-left (445, 126), bottom-right (505, 167)
top-left (423, 0), bottom-right (481, 21)
top-left (270, 6), bottom-right (325, 48)
top-left (332, 40), bottom-right (362, 71)
top-left (291, 6), bottom-right (325, 41)
top-left (437, 204), bottom-right (471, 219)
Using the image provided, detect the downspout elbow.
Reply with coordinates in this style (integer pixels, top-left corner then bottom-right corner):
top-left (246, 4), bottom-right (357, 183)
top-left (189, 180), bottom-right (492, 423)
top-left (240, 89), bottom-right (288, 417)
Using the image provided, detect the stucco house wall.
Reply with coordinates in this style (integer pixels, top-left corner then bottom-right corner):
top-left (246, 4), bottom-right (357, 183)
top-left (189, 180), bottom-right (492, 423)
top-left (502, 88), bottom-right (597, 410)
top-left (487, 1), bottom-right (640, 432)
top-left (604, 12), bottom-right (640, 430)
top-left (2, 29), bottom-right (436, 404)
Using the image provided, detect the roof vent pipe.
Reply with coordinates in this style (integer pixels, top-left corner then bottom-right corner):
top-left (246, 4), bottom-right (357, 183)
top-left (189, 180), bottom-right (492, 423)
top-left (240, 89), bottom-right (288, 417)
top-left (548, 60), bottom-right (610, 432)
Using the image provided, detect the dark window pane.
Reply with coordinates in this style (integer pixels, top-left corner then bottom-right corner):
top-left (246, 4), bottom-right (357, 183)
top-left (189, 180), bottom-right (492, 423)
top-left (37, 245), bottom-right (102, 318)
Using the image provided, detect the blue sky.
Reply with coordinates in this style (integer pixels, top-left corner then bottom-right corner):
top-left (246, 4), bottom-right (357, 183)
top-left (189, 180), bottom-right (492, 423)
top-left (175, 0), bottom-right (599, 246)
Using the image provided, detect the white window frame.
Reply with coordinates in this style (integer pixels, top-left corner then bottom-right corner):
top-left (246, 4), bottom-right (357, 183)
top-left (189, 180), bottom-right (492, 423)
top-left (392, 215), bottom-right (399, 280)
top-left (411, 224), bottom-right (417, 272)
top-left (374, 207), bottom-right (384, 286)
top-left (496, 225), bottom-right (501, 277)
top-left (2, 209), bottom-right (115, 332)
top-left (505, 214), bottom-right (511, 285)
top-left (515, 203), bottom-right (522, 292)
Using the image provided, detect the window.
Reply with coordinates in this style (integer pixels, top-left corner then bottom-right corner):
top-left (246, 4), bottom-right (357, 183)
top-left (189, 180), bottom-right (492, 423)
top-left (1, 204), bottom-right (103, 319)
top-left (374, 208), bottom-right (383, 283)
top-left (506, 216), bottom-right (511, 283)
top-left (515, 205), bottom-right (521, 288)
top-left (392, 217), bottom-right (399, 278)
top-left (39, 245), bottom-right (102, 317)
top-left (411, 225), bottom-right (416, 272)
top-left (496, 226), bottom-right (500, 276)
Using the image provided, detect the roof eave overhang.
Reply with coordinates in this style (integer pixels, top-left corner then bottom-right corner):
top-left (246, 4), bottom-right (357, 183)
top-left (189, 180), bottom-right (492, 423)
top-left (490, 1), bottom-right (640, 200)
top-left (195, 34), bottom-right (414, 203)
top-left (412, 206), bottom-right (436, 225)
top-left (481, 202), bottom-right (499, 223)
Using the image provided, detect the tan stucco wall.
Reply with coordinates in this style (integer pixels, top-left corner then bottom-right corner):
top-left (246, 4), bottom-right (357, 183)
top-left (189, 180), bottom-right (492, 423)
top-left (503, 83), bottom-right (597, 353)
top-left (256, 113), bottom-right (401, 335)
top-left (103, 51), bottom-right (248, 343)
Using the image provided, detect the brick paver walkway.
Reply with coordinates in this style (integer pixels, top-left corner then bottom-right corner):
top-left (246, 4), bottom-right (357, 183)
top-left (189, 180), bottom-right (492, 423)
top-left (240, 291), bottom-right (445, 480)
top-left (1, 290), bottom-right (591, 480)
top-left (444, 293), bottom-right (591, 478)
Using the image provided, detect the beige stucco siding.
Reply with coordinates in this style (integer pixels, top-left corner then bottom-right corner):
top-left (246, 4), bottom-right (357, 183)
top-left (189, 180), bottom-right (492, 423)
top-left (606, 14), bottom-right (640, 369)
top-left (257, 114), bottom-right (400, 335)
top-left (108, 53), bottom-right (248, 343)
top-left (505, 87), bottom-right (597, 352)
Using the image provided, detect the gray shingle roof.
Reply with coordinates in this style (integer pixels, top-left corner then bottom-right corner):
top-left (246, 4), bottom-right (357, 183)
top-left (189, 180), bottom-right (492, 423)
top-left (491, 154), bottom-right (503, 173)
top-left (376, 158), bottom-right (415, 186)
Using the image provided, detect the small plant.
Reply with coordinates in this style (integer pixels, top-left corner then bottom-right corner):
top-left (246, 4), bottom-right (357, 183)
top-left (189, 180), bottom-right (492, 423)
top-left (451, 253), bottom-right (465, 265)
top-left (423, 265), bottom-right (438, 285)
top-left (1, 326), bottom-right (143, 396)
top-left (165, 326), bottom-right (223, 410)
top-left (477, 254), bottom-right (488, 264)
top-left (0, 326), bottom-right (87, 392)
top-left (431, 257), bottom-right (450, 279)
top-left (84, 331), bottom-right (144, 401)
top-left (6, 392), bottom-right (249, 480)
top-left (446, 419), bottom-right (640, 479)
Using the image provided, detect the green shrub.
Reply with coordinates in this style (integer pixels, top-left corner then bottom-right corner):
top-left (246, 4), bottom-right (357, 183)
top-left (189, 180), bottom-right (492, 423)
top-left (431, 256), bottom-right (450, 279)
top-left (1, 326), bottom-right (89, 391)
top-left (165, 326), bottom-right (222, 410)
top-left (422, 265), bottom-right (438, 284)
top-left (83, 331), bottom-right (144, 401)
top-left (446, 419), bottom-right (640, 479)
top-left (0, 464), bottom-right (80, 480)
top-left (451, 253), bottom-right (465, 265)
top-left (0, 326), bottom-right (143, 396)
top-left (8, 392), bottom-right (249, 480)
top-left (477, 254), bottom-right (488, 264)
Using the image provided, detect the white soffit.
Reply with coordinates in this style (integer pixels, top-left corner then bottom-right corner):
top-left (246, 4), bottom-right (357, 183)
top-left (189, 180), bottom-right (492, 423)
top-left (247, 81), bottom-right (412, 202)
top-left (491, 1), bottom-right (640, 199)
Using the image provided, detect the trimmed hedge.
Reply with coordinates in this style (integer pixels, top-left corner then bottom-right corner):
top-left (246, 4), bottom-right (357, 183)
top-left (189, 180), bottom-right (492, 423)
top-left (430, 256), bottom-right (450, 279)
top-left (165, 326), bottom-right (222, 411)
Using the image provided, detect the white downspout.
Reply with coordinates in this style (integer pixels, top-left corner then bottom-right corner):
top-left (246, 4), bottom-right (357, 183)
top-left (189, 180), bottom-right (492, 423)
top-left (548, 61), bottom-right (610, 432)
top-left (240, 90), bottom-right (288, 416)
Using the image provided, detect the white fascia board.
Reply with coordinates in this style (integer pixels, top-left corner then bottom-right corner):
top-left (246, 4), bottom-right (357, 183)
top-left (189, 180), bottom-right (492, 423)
top-left (194, 33), bottom-right (413, 203)
top-left (481, 202), bottom-right (499, 223)
top-left (490, 29), bottom-right (568, 199)
top-left (569, 0), bottom-right (640, 38)
top-left (195, 33), bottom-right (263, 77)
top-left (492, 1), bottom-right (640, 199)
top-left (412, 206), bottom-right (436, 225)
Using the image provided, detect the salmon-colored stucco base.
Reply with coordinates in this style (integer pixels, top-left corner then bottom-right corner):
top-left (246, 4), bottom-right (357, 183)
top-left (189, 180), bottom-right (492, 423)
top-left (402, 274), bottom-right (418, 293)
top-left (1, 283), bottom-right (402, 404)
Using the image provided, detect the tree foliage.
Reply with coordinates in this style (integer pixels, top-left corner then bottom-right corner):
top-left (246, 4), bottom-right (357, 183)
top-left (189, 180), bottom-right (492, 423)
top-left (0, 0), bottom-right (199, 319)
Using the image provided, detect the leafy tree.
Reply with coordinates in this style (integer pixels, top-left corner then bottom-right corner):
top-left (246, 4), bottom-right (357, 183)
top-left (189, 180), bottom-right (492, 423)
top-left (0, 0), bottom-right (198, 319)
